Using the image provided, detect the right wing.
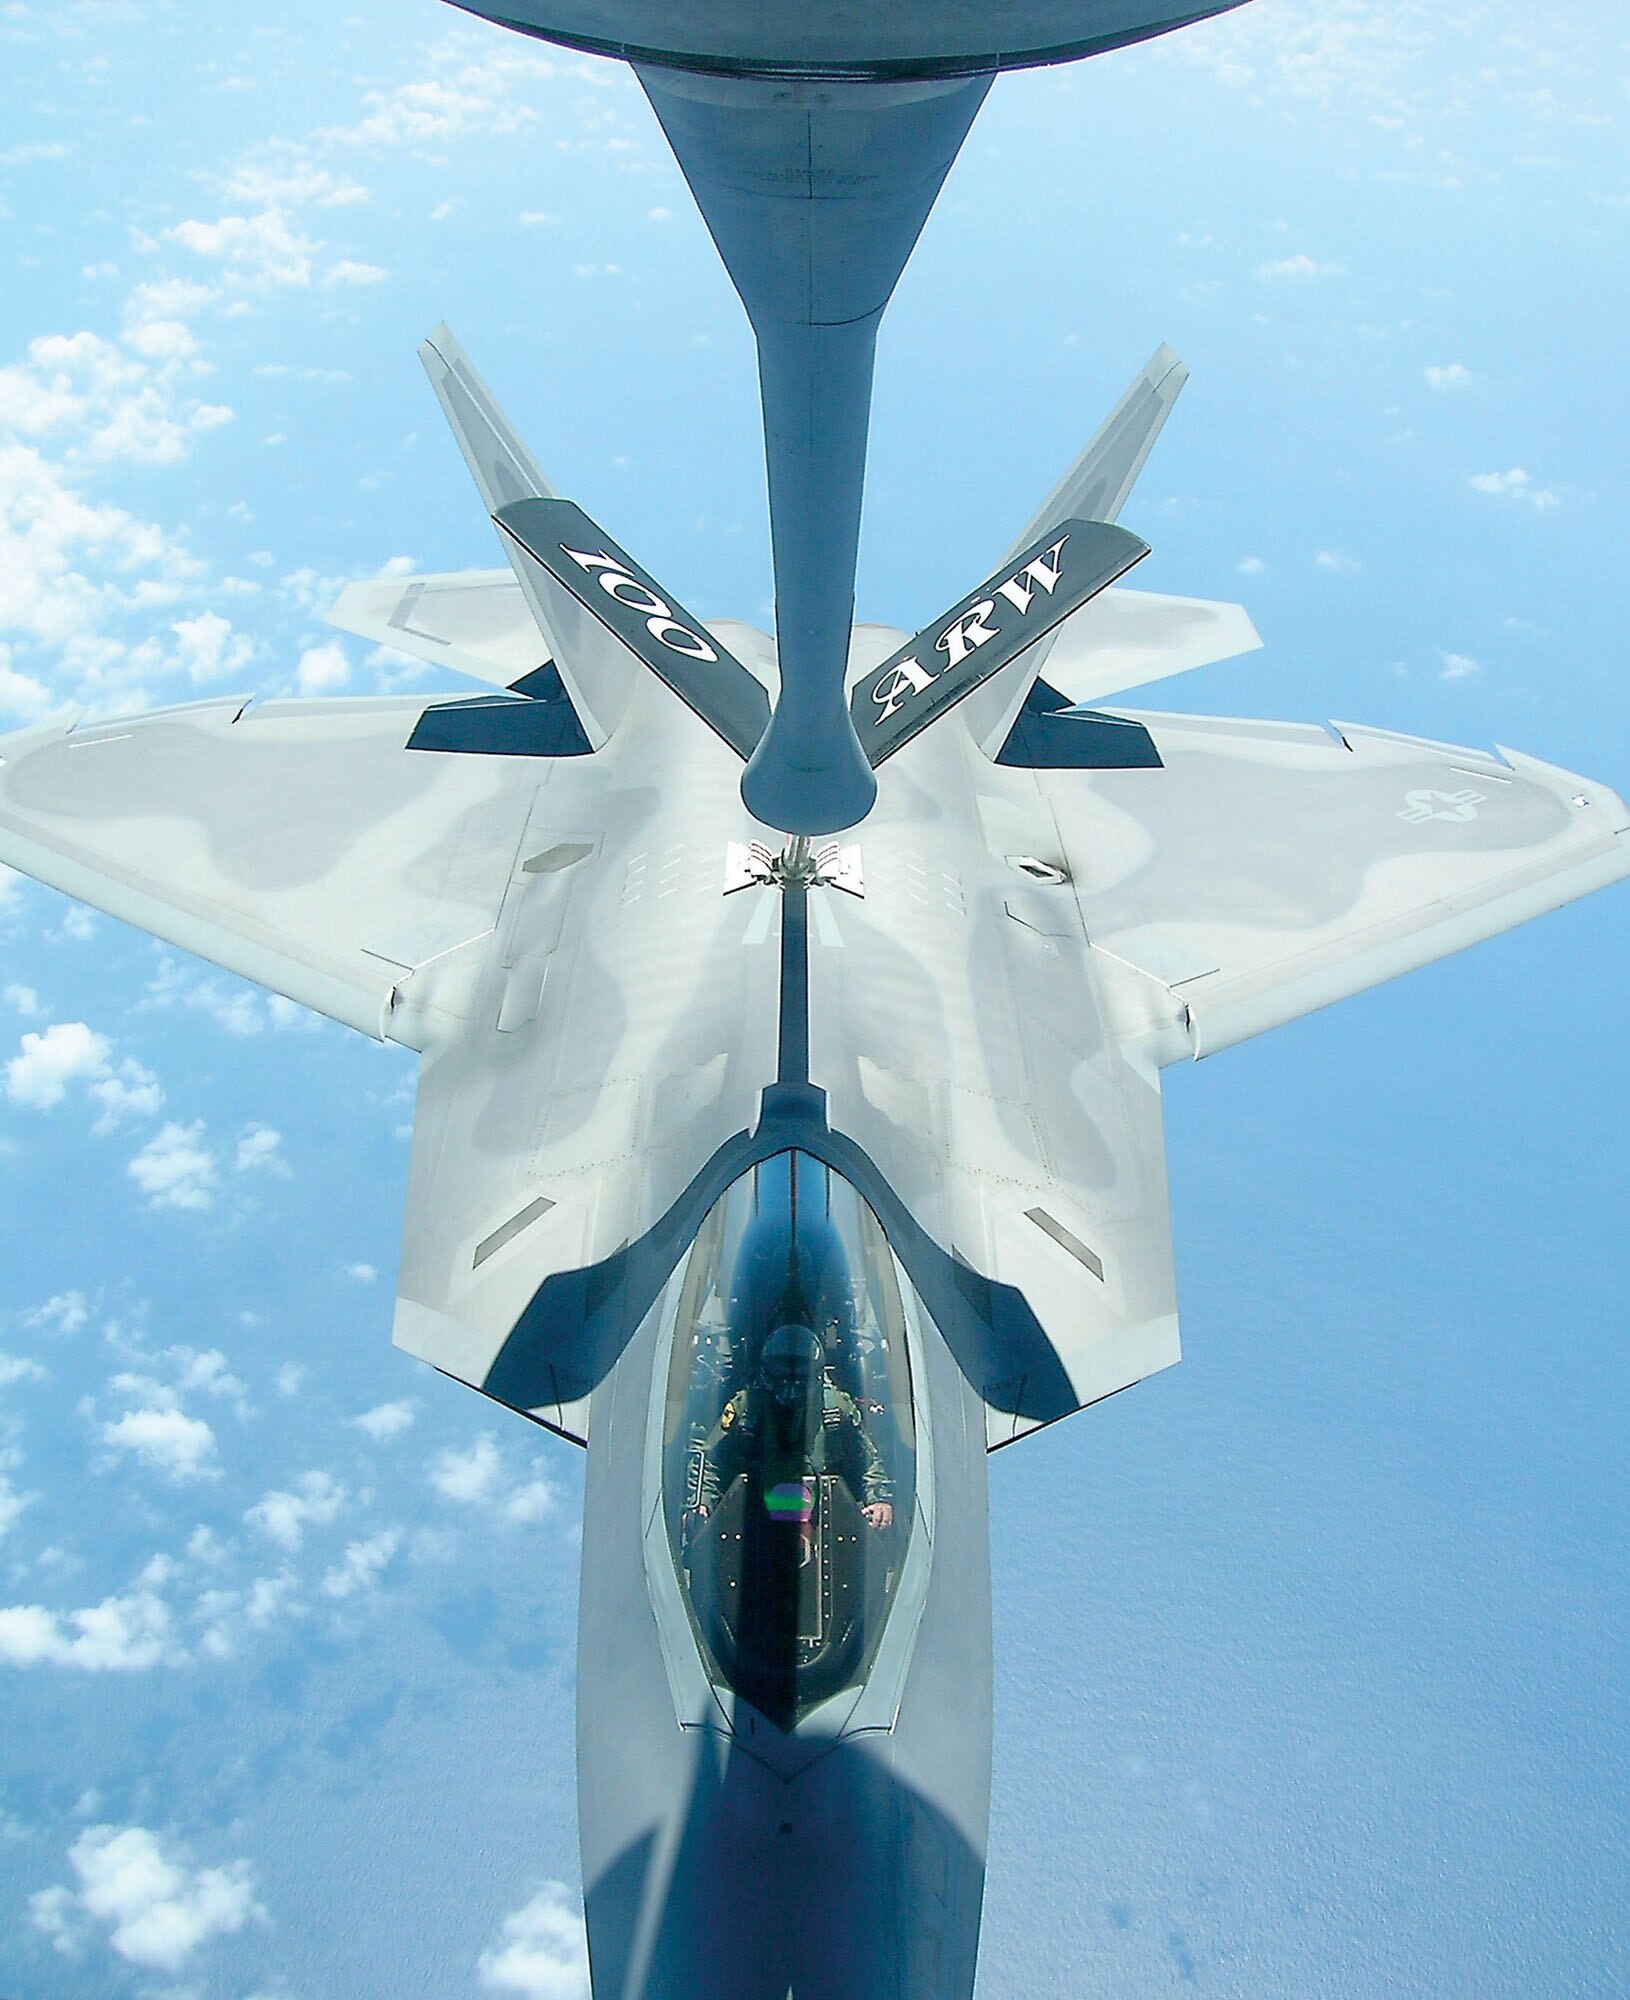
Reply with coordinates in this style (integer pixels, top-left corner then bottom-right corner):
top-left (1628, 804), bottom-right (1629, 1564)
top-left (1058, 714), bottom-right (1630, 1058)
top-left (0, 696), bottom-right (546, 1045)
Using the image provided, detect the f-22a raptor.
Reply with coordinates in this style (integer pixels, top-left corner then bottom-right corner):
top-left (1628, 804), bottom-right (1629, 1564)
top-left (0, 328), bottom-right (1624, 1996)
top-left (1, 1), bottom-right (1626, 1996)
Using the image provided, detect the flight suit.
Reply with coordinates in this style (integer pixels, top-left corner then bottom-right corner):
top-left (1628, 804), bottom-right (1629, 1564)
top-left (697, 1375), bottom-right (892, 1516)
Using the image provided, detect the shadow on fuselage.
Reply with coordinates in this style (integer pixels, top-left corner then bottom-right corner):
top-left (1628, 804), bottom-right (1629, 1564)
top-left (586, 1723), bottom-right (984, 2000)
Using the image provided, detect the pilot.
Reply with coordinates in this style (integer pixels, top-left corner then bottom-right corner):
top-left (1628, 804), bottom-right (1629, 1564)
top-left (692, 1322), bottom-right (894, 1532)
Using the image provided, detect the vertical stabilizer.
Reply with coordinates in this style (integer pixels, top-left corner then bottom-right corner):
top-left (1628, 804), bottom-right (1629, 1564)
top-left (419, 327), bottom-right (641, 746)
top-left (1001, 343), bottom-right (1187, 561)
top-left (419, 324), bottom-right (558, 511)
top-left (961, 346), bottom-right (1188, 754)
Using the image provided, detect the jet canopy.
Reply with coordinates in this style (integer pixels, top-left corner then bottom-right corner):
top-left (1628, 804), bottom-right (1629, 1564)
top-left (660, 1151), bottom-right (918, 1732)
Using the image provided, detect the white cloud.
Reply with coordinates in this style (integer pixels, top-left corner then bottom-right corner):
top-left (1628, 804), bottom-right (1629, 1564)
top-left (1468, 466), bottom-right (1559, 511)
top-left (505, 1479), bottom-right (555, 1525)
top-left (32, 1823), bottom-right (265, 1972)
top-left (234, 1124), bottom-right (289, 1177)
top-left (2, 982), bottom-right (41, 1017)
top-left (88, 1057), bottom-right (165, 1133)
top-left (329, 46), bottom-right (562, 150)
top-left (1254, 252), bottom-right (1341, 279)
top-left (1236, 555), bottom-right (1265, 575)
top-left (0, 1352), bottom-right (46, 1389)
top-left (275, 1362), bottom-right (307, 1398)
top-left (0, 1471), bottom-right (35, 1537)
top-left (353, 1399), bottom-right (414, 1442)
top-left (223, 155), bottom-right (369, 211)
top-left (245, 1470), bottom-right (345, 1552)
top-left (431, 1434), bottom-right (556, 1523)
top-left (323, 258), bottom-right (389, 287)
top-left (295, 639), bottom-right (350, 692)
top-left (320, 1528), bottom-right (400, 1599)
top-left (430, 1432), bottom-right (504, 1505)
top-left (1425, 362), bottom-right (1472, 392)
top-left (1439, 650), bottom-right (1482, 682)
top-left (128, 1122), bottom-right (218, 1211)
top-left (101, 1407), bottom-right (220, 1484)
top-left (344, 1261), bottom-right (377, 1283)
top-left (5, 1021), bottom-right (109, 1108)
top-left (166, 208), bottom-right (317, 289)
top-left (1314, 549), bottom-right (1361, 573)
top-left (146, 956), bottom-right (271, 1036)
top-left (0, 1583), bottom-right (178, 1671)
top-left (478, 1882), bottom-right (590, 1999)
top-left (170, 609), bottom-right (255, 684)
top-left (25, 1290), bottom-right (88, 1336)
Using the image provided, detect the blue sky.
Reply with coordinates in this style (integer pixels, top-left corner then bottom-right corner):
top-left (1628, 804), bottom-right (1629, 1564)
top-left (0, 1), bottom-right (1625, 1993)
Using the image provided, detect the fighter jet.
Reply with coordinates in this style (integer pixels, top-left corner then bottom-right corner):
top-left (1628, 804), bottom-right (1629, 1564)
top-left (1, 327), bottom-right (1625, 1996)
top-left (2, 2), bottom-right (1626, 1997)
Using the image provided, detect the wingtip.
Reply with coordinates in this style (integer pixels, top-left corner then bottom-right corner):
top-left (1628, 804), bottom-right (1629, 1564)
top-left (1147, 342), bottom-right (1188, 393)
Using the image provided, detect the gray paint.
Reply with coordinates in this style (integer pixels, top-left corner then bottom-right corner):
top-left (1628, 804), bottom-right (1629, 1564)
top-left (447, 0), bottom-right (1250, 78)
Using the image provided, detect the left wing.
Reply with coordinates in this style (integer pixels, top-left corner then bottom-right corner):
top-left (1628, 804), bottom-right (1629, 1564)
top-left (1056, 714), bottom-right (1630, 1057)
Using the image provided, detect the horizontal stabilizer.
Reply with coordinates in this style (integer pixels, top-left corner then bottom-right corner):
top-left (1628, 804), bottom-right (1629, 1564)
top-left (849, 518), bottom-right (1147, 765)
top-left (1041, 586), bottom-right (1263, 707)
top-left (495, 497), bottom-right (771, 762)
top-left (328, 568), bottom-right (550, 688)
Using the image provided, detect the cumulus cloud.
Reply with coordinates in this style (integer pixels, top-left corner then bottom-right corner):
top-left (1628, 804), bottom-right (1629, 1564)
top-left (0, 1471), bottom-right (36, 1537)
top-left (24, 1289), bottom-right (88, 1336)
top-left (431, 1434), bottom-right (555, 1523)
top-left (127, 1121), bottom-right (218, 1210)
top-left (234, 1123), bottom-right (289, 1177)
top-left (323, 258), bottom-right (390, 287)
top-left (4, 1019), bottom-right (163, 1129)
top-left (170, 608), bottom-right (256, 684)
top-left (1314, 549), bottom-right (1361, 573)
top-left (166, 208), bottom-right (318, 289)
top-left (295, 639), bottom-right (350, 692)
top-left (100, 1406), bottom-right (220, 1484)
top-left (1425, 361), bottom-right (1472, 391)
top-left (0, 1575), bottom-right (179, 1672)
top-left (5, 1020), bottom-right (109, 1108)
top-left (145, 956), bottom-right (287, 1036)
top-left (1468, 466), bottom-right (1559, 510)
top-left (3, 981), bottom-right (42, 1015)
top-left (353, 1399), bottom-right (414, 1442)
top-left (245, 1470), bottom-right (345, 1551)
top-left (320, 1528), bottom-right (400, 1599)
top-left (328, 45), bottom-right (563, 150)
top-left (1254, 251), bottom-right (1341, 279)
top-left (31, 1823), bottom-right (266, 1972)
top-left (1439, 650), bottom-right (1482, 682)
top-left (478, 1882), bottom-right (590, 1999)
top-left (430, 1432), bottom-right (505, 1505)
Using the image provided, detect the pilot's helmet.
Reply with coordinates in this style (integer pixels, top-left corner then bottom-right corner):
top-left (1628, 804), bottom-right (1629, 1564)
top-left (759, 1322), bottom-right (824, 1407)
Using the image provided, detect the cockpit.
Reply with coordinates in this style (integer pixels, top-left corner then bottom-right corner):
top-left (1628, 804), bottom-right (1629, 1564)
top-left (661, 1150), bottom-right (916, 1732)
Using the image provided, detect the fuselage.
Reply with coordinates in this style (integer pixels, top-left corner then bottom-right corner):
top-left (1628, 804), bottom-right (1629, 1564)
top-left (576, 1149), bottom-right (994, 2000)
